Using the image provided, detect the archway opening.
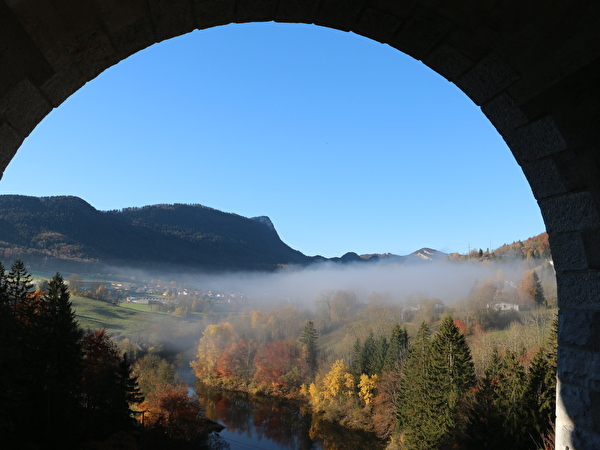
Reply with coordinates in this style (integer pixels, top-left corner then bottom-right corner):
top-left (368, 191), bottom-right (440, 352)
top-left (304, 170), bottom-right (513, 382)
top-left (1, 22), bottom-right (544, 258)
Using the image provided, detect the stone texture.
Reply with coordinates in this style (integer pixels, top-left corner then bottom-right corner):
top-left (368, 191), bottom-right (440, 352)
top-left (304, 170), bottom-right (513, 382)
top-left (236, 0), bottom-right (279, 23)
top-left (422, 42), bottom-right (474, 81)
top-left (147, 0), bottom-right (196, 41)
top-left (549, 232), bottom-right (589, 272)
top-left (0, 78), bottom-right (52, 137)
top-left (504, 116), bottom-right (569, 165)
top-left (556, 380), bottom-right (600, 432)
top-left (193, 0), bottom-right (236, 29)
top-left (455, 52), bottom-right (520, 105)
top-left (40, 64), bottom-right (86, 107)
top-left (353, 7), bottom-right (402, 44)
top-left (66, 27), bottom-right (119, 80)
top-left (558, 346), bottom-right (600, 391)
top-left (0, 122), bottom-right (23, 170)
top-left (556, 416), bottom-right (600, 450)
top-left (557, 271), bottom-right (600, 310)
top-left (315, 0), bottom-right (363, 32)
top-left (109, 18), bottom-right (156, 59)
top-left (389, 9), bottom-right (453, 61)
top-left (275, 0), bottom-right (320, 24)
top-left (539, 192), bottom-right (600, 234)
top-left (521, 157), bottom-right (568, 200)
top-left (481, 92), bottom-right (528, 135)
top-left (2, 3), bottom-right (600, 448)
top-left (559, 309), bottom-right (600, 352)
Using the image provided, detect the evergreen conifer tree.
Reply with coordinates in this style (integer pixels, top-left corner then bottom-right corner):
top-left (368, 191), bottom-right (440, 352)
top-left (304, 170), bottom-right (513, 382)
top-left (397, 322), bottom-right (436, 450)
top-left (373, 335), bottom-right (389, 375)
top-left (386, 324), bottom-right (409, 370)
top-left (427, 315), bottom-right (476, 446)
top-left (361, 331), bottom-right (376, 376)
top-left (299, 320), bottom-right (319, 377)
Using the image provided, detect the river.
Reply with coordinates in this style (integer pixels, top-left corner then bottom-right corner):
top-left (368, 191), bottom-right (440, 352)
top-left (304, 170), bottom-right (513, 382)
top-left (195, 385), bottom-right (386, 450)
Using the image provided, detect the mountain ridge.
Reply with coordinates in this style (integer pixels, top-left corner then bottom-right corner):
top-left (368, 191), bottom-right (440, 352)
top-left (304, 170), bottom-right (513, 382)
top-left (0, 195), bottom-right (547, 273)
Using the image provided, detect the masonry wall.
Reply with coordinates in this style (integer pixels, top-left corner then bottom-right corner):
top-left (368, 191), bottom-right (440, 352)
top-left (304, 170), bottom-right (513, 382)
top-left (1, 1), bottom-right (600, 448)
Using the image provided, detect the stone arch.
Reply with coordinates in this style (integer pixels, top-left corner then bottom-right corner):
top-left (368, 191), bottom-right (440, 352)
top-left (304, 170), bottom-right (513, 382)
top-left (1, 1), bottom-right (599, 448)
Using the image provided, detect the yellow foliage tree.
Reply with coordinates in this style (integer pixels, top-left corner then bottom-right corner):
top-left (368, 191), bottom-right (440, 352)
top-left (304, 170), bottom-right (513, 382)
top-left (322, 359), bottom-right (355, 401)
top-left (190, 322), bottom-right (237, 380)
top-left (358, 373), bottom-right (378, 405)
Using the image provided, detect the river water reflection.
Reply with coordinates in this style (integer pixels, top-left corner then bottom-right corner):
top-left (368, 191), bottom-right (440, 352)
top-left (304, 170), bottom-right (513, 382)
top-left (196, 386), bottom-right (385, 450)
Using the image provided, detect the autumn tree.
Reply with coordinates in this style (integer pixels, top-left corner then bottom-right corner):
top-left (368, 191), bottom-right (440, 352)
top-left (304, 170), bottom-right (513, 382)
top-left (138, 383), bottom-right (209, 444)
top-left (254, 339), bottom-right (305, 390)
top-left (133, 353), bottom-right (177, 397)
top-left (80, 329), bottom-right (143, 443)
top-left (191, 322), bottom-right (237, 380)
top-left (216, 338), bottom-right (255, 381)
top-left (519, 270), bottom-right (546, 308)
top-left (67, 273), bottom-right (83, 294)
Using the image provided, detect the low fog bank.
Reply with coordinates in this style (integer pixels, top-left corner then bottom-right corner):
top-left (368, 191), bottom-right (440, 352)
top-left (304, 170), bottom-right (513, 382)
top-left (170, 260), bottom-right (504, 308)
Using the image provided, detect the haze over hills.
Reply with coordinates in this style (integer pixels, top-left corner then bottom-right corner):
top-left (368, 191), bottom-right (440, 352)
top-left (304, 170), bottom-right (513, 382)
top-left (0, 195), bottom-right (545, 274)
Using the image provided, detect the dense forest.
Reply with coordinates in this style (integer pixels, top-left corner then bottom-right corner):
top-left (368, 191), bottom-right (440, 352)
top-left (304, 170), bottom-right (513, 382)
top-left (0, 259), bottom-right (224, 450)
top-left (0, 230), bottom-right (557, 449)
top-left (0, 195), bottom-right (310, 272)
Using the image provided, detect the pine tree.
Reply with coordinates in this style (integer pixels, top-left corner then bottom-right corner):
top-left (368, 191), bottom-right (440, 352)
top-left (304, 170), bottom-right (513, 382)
top-left (361, 331), bottom-right (376, 376)
top-left (6, 259), bottom-right (33, 312)
top-left (427, 315), bottom-right (476, 446)
top-left (40, 273), bottom-right (84, 448)
top-left (299, 320), bottom-right (319, 377)
top-left (372, 335), bottom-right (389, 375)
top-left (350, 338), bottom-right (362, 379)
top-left (386, 324), bottom-right (409, 370)
top-left (397, 322), bottom-right (436, 450)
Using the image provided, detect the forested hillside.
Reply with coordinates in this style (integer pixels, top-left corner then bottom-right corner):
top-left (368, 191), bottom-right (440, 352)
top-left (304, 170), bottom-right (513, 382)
top-left (0, 195), bottom-right (311, 272)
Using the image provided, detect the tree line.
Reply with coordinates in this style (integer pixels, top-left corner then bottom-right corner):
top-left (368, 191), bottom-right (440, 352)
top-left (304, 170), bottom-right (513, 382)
top-left (0, 259), bottom-right (220, 449)
top-left (190, 301), bottom-right (557, 449)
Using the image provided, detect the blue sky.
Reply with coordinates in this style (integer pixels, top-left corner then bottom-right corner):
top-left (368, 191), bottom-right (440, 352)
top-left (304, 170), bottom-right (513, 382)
top-left (1, 22), bottom-right (544, 258)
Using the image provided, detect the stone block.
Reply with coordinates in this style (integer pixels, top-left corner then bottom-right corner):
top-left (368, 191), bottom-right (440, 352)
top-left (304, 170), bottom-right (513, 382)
top-left (521, 157), bottom-right (567, 200)
top-left (353, 7), bottom-right (402, 44)
top-left (455, 52), bottom-right (520, 106)
top-left (559, 309), bottom-right (600, 352)
top-left (422, 42), bottom-right (473, 82)
top-left (558, 346), bottom-right (600, 391)
top-left (110, 18), bottom-right (156, 59)
top-left (193, 0), bottom-right (236, 29)
top-left (236, 0), bottom-right (278, 23)
top-left (549, 232), bottom-right (588, 272)
top-left (0, 78), bottom-right (52, 137)
top-left (504, 116), bottom-right (568, 165)
top-left (556, 380), bottom-right (600, 431)
top-left (66, 27), bottom-right (119, 80)
top-left (0, 122), bottom-right (24, 173)
top-left (147, 0), bottom-right (196, 41)
top-left (539, 191), bottom-right (600, 234)
top-left (40, 63), bottom-right (85, 107)
top-left (581, 230), bottom-right (600, 271)
top-left (557, 271), bottom-right (600, 310)
top-left (389, 10), bottom-right (453, 61)
top-left (555, 416), bottom-right (600, 450)
top-left (274, 0), bottom-right (318, 24)
top-left (315, 0), bottom-right (363, 32)
top-left (481, 92), bottom-right (528, 135)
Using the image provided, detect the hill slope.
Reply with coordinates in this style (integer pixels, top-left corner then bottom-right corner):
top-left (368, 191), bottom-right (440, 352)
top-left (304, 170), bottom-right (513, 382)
top-left (0, 195), bottom-right (311, 272)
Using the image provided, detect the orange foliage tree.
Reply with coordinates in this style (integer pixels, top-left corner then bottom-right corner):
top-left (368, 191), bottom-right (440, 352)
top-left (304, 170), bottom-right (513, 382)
top-left (215, 338), bottom-right (256, 381)
top-left (138, 383), bottom-right (209, 441)
top-left (254, 339), bottom-right (305, 389)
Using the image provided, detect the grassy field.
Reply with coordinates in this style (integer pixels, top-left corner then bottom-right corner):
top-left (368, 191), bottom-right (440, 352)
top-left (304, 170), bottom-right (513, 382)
top-left (70, 296), bottom-right (207, 341)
